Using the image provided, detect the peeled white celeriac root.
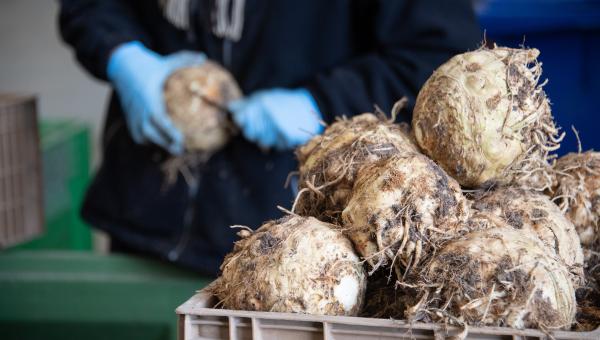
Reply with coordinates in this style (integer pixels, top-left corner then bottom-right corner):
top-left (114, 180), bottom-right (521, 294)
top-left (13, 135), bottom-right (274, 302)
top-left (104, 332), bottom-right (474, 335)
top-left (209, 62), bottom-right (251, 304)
top-left (551, 151), bottom-right (600, 247)
top-left (211, 215), bottom-right (366, 316)
top-left (295, 102), bottom-right (418, 222)
top-left (406, 222), bottom-right (576, 330)
top-left (470, 186), bottom-right (584, 282)
top-left (163, 61), bottom-right (241, 153)
top-left (342, 153), bottom-right (470, 275)
top-left (413, 46), bottom-right (563, 190)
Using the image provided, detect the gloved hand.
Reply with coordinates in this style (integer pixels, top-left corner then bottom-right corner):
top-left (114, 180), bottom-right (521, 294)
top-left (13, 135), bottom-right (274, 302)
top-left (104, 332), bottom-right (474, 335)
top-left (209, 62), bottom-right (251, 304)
top-left (228, 88), bottom-right (323, 150)
top-left (107, 41), bottom-right (206, 155)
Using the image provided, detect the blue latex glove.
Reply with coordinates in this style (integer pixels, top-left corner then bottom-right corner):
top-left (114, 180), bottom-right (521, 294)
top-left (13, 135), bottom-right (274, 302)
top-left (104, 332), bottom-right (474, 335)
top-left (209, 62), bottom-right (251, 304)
top-left (107, 41), bottom-right (206, 154)
top-left (228, 89), bottom-right (323, 150)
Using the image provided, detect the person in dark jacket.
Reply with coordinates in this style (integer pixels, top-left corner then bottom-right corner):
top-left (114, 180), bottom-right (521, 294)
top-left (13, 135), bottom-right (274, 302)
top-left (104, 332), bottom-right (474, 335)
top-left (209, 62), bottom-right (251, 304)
top-left (59, 0), bottom-right (481, 276)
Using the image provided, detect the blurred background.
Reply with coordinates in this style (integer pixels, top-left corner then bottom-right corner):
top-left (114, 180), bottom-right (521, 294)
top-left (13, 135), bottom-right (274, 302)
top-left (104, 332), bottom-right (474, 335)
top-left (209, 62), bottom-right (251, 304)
top-left (475, 0), bottom-right (600, 153)
top-left (0, 0), bottom-right (599, 339)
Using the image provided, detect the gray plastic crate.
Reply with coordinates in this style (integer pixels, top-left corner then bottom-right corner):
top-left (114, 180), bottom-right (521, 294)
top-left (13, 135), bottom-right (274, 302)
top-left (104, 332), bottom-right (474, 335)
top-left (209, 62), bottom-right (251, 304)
top-left (176, 284), bottom-right (600, 340)
top-left (0, 94), bottom-right (43, 248)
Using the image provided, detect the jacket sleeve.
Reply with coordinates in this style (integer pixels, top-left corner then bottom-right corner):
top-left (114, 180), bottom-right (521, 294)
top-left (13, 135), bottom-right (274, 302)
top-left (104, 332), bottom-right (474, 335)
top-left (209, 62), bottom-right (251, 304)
top-left (305, 0), bottom-right (482, 122)
top-left (58, 0), bottom-right (152, 80)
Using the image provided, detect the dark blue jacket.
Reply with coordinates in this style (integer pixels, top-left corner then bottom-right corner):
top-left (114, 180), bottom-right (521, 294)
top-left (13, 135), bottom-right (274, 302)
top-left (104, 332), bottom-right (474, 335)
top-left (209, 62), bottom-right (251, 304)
top-left (59, 0), bottom-right (481, 276)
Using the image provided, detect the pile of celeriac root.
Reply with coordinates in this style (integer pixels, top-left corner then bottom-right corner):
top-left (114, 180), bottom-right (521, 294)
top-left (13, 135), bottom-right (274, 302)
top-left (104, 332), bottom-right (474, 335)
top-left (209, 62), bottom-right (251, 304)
top-left (208, 45), bottom-right (600, 337)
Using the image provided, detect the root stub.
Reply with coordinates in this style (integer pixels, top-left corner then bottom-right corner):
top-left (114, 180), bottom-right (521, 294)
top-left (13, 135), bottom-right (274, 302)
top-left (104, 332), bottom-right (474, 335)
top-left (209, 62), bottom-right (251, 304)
top-left (405, 223), bottom-right (576, 330)
top-left (295, 106), bottom-right (418, 223)
top-left (413, 46), bottom-right (562, 190)
top-left (211, 215), bottom-right (366, 316)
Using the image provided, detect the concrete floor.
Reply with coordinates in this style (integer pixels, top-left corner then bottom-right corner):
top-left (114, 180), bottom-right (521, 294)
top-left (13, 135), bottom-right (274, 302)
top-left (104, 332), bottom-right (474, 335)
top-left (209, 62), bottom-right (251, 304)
top-left (0, 0), bottom-right (109, 166)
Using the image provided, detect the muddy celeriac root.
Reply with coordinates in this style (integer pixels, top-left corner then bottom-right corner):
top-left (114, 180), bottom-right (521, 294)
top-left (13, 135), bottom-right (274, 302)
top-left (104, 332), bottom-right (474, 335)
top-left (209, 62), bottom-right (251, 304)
top-left (342, 153), bottom-right (470, 277)
top-left (164, 62), bottom-right (241, 153)
top-left (551, 151), bottom-right (600, 247)
top-left (295, 100), bottom-right (418, 223)
top-left (161, 62), bottom-right (242, 184)
top-left (470, 186), bottom-right (584, 283)
top-left (405, 221), bottom-right (576, 330)
top-left (211, 215), bottom-right (366, 316)
top-left (413, 46), bottom-right (563, 190)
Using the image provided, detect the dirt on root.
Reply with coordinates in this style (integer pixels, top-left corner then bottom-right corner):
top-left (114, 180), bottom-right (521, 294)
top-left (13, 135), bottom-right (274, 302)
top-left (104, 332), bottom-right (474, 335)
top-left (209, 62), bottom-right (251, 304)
top-left (504, 210), bottom-right (524, 229)
top-left (426, 158), bottom-right (459, 218)
top-left (409, 253), bottom-right (541, 327)
top-left (531, 207), bottom-right (548, 219)
top-left (527, 290), bottom-right (564, 328)
top-left (257, 232), bottom-right (281, 254)
top-left (419, 252), bottom-right (483, 310)
top-left (495, 256), bottom-right (531, 303)
top-left (381, 168), bottom-right (406, 192)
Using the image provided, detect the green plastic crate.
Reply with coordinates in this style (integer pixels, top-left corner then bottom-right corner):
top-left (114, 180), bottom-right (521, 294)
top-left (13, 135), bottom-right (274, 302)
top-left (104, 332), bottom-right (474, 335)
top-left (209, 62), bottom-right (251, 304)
top-left (0, 251), bottom-right (211, 340)
top-left (15, 120), bottom-right (92, 250)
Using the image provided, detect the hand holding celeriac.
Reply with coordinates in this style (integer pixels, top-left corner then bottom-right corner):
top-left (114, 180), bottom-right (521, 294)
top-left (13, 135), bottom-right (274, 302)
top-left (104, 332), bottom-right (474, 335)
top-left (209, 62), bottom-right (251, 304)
top-left (107, 41), bottom-right (206, 155)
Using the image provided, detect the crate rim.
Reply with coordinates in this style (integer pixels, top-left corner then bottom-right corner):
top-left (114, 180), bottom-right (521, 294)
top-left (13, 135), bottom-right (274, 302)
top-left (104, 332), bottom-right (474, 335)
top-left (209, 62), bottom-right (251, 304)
top-left (176, 282), bottom-right (600, 339)
top-left (0, 93), bottom-right (36, 109)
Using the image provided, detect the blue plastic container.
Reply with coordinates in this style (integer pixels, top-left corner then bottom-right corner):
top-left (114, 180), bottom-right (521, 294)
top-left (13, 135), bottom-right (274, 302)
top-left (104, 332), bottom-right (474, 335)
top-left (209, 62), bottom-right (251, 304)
top-left (476, 0), bottom-right (600, 154)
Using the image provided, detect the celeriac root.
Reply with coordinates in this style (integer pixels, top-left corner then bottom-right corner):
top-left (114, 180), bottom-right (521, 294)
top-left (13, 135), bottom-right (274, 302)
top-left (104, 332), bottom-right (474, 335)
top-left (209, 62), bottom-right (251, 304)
top-left (342, 153), bottom-right (470, 276)
top-left (296, 101), bottom-right (418, 223)
top-left (164, 62), bottom-right (241, 153)
top-left (470, 186), bottom-right (584, 283)
top-left (405, 221), bottom-right (576, 330)
top-left (211, 215), bottom-right (366, 316)
top-left (413, 46), bottom-right (562, 190)
top-left (551, 151), bottom-right (600, 247)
